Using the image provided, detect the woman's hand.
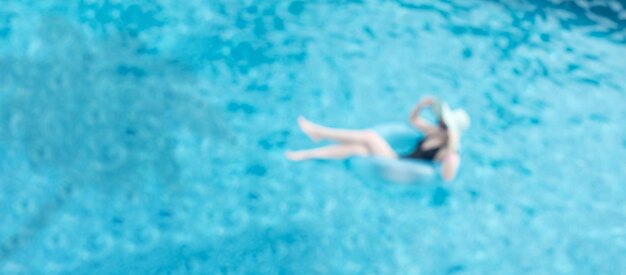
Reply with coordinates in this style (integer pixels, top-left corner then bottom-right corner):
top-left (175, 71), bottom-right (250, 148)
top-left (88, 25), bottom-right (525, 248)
top-left (409, 96), bottom-right (439, 134)
top-left (410, 96), bottom-right (437, 118)
top-left (418, 96), bottom-right (437, 107)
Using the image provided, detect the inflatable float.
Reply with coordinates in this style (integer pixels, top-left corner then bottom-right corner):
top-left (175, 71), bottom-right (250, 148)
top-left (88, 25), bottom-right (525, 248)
top-left (348, 123), bottom-right (438, 184)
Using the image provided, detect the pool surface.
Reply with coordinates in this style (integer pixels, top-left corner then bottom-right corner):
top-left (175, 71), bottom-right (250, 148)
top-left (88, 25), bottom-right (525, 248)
top-left (1, 0), bottom-right (626, 274)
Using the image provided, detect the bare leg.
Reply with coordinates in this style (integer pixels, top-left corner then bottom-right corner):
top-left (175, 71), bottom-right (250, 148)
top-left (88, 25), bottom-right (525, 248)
top-left (297, 116), bottom-right (397, 158)
top-left (286, 144), bottom-right (369, 161)
top-left (299, 116), bottom-right (370, 143)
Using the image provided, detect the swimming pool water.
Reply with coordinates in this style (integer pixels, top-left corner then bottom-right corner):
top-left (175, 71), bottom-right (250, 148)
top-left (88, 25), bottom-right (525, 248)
top-left (1, 0), bottom-right (626, 274)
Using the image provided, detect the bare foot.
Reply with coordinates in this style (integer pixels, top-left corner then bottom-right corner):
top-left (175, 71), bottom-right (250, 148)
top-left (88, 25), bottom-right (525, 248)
top-left (285, 151), bottom-right (305, 161)
top-left (297, 116), bottom-right (322, 143)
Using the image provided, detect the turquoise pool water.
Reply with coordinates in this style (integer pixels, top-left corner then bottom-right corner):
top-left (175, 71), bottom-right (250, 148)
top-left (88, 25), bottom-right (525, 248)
top-left (1, 0), bottom-right (626, 274)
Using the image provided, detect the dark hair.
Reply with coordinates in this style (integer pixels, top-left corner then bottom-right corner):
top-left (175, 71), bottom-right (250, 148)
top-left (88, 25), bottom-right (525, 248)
top-left (438, 120), bottom-right (448, 129)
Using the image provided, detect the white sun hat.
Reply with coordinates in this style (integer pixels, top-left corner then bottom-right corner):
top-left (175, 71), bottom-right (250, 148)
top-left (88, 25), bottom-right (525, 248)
top-left (434, 102), bottom-right (470, 134)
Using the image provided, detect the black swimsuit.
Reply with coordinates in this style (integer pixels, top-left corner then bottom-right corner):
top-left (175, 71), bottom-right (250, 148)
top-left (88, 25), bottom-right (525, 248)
top-left (403, 135), bottom-right (448, 161)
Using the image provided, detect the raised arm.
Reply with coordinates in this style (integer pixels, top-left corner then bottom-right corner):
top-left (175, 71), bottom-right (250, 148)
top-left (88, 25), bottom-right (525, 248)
top-left (440, 131), bottom-right (461, 181)
top-left (440, 152), bottom-right (460, 181)
top-left (409, 97), bottom-right (439, 135)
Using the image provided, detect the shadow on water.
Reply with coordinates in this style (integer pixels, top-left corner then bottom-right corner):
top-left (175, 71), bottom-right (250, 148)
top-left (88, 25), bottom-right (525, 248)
top-left (0, 15), bottom-right (230, 261)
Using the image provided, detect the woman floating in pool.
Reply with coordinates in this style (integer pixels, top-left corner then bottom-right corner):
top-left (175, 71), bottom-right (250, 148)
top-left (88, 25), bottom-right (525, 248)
top-left (286, 96), bottom-right (470, 181)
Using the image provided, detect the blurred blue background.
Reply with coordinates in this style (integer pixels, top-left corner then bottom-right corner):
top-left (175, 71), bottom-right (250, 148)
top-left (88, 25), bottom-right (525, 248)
top-left (1, 0), bottom-right (626, 274)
